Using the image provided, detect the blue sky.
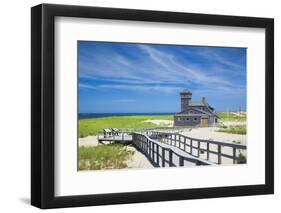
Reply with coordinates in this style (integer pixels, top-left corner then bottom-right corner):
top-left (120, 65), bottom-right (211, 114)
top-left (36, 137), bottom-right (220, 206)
top-left (78, 41), bottom-right (246, 113)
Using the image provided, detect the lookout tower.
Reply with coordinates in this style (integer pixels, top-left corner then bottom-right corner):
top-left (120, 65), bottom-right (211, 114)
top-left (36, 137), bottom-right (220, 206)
top-left (180, 89), bottom-right (192, 111)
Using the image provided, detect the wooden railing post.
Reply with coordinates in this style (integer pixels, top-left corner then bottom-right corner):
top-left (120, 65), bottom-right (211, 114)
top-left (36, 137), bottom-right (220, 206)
top-left (184, 137), bottom-right (186, 151)
top-left (152, 142), bottom-right (155, 162)
top-left (146, 138), bottom-right (149, 153)
top-left (190, 139), bottom-right (193, 155)
top-left (218, 144), bottom-right (222, 164)
top-left (162, 148), bottom-right (165, 167)
top-left (179, 157), bottom-right (184, 166)
top-left (198, 141), bottom-right (200, 157)
top-left (139, 137), bottom-right (144, 150)
top-left (169, 150), bottom-right (173, 167)
top-left (156, 144), bottom-right (159, 166)
top-left (207, 143), bottom-right (210, 160)
top-left (149, 141), bottom-right (151, 157)
top-left (233, 148), bottom-right (236, 164)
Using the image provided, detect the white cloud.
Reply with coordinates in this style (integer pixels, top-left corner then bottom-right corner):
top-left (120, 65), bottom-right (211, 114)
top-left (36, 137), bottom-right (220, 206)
top-left (79, 43), bottom-right (245, 96)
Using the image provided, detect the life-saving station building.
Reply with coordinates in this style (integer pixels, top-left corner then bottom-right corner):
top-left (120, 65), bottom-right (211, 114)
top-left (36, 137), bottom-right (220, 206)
top-left (174, 89), bottom-right (218, 127)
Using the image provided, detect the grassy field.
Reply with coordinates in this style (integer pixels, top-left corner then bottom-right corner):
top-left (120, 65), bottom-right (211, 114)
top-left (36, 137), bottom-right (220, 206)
top-left (79, 144), bottom-right (134, 170)
top-left (79, 115), bottom-right (173, 138)
top-left (217, 112), bottom-right (246, 122)
top-left (217, 125), bottom-right (246, 135)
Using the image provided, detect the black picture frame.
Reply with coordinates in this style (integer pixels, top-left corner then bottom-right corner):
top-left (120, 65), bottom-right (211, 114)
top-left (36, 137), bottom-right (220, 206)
top-left (31, 3), bottom-right (274, 209)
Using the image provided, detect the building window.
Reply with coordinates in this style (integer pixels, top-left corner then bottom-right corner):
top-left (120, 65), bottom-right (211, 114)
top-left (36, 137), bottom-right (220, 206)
top-left (186, 118), bottom-right (189, 121)
top-left (194, 117), bottom-right (197, 121)
top-left (178, 117), bottom-right (181, 121)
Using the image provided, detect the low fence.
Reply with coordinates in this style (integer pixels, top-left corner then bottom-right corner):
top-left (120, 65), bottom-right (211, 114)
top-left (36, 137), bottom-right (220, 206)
top-left (147, 131), bottom-right (247, 164)
top-left (132, 133), bottom-right (213, 167)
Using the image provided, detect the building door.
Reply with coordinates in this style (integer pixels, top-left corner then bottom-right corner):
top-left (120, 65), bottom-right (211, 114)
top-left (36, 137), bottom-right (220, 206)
top-left (200, 117), bottom-right (208, 127)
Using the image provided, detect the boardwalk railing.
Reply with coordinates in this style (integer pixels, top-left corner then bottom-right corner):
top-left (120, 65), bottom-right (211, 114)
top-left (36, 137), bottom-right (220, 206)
top-left (96, 129), bottom-right (246, 165)
top-left (132, 133), bottom-right (213, 167)
top-left (97, 131), bottom-right (133, 143)
top-left (147, 131), bottom-right (246, 164)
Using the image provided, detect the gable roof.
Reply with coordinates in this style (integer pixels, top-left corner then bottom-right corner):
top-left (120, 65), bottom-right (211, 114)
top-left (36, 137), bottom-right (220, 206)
top-left (189, 100), bottom-right (215, 111)
top-left (177, 105), bottom-right (218, 117)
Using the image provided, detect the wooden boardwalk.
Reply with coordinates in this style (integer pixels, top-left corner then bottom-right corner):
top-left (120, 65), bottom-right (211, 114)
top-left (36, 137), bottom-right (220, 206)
top-left (97, 130), bottom-right (247, 167)
top-left (132, 133), bottom-right (213, 167)
top-left (147, 131), bottom-right (247, 165)
top-left (98, 133), bottom-right (133, 143)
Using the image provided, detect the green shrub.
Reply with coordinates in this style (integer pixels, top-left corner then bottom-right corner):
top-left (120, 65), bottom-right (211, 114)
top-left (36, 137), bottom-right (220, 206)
top-left (237, 153), bottom-right (247, 164)
top-left (217, 125), bottom-right (246, 135)
top-left (217, 112), bottom-right (246, 122)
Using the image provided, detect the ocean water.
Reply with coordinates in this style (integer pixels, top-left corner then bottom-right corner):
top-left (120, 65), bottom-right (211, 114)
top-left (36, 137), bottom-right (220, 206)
top-left (78, 112), bottom-right (174, 120)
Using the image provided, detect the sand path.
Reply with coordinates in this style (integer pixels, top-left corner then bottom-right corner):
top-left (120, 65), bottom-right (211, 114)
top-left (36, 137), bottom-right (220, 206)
top-left (179, 127), bottom-right (246, 144)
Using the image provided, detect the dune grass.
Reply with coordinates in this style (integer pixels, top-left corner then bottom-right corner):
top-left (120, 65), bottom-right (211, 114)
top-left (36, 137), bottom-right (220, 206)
top-left (237, 152), bottom-right (247, 164)
top-left (217, 125), bottom-right (246, 135)
top-left (217, 112), bottom-right (246, 122)
top-left (79, 115), bottom-right (173, 138)
top-left (79, 144), bottom-right (135, 170)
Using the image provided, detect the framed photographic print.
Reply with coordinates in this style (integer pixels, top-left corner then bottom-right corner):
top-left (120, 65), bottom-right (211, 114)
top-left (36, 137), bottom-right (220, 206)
top-left (31, 4), bottom-right (274, 209)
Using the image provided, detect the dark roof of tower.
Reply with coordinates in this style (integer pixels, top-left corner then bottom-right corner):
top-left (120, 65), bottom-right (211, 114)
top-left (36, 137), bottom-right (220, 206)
top-left (180, 89), bottom-right (192, 94)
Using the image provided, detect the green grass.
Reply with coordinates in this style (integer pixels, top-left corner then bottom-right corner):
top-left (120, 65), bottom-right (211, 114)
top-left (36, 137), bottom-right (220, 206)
top-left (217, 125), bottom-right (247, 135)
top-left (237, 152), bottom-right (247, 164)
top-left (79, 115), bottom-right (173, 138)
top-left (217, 112), bottom-right (246, 122)
top-left (79, 144), bottom-right (135, 170)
